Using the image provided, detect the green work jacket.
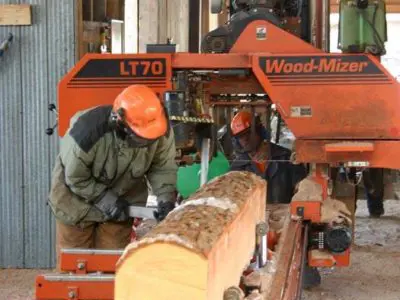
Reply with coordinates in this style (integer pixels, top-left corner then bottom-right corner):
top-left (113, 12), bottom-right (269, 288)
top-left (48, 105), bottom-right (177, 225)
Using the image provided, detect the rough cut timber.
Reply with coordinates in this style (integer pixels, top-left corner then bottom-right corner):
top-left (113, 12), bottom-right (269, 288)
top-left (115, 171), bottom-right (267, 300)
top-left (0, 4), bottom-right (31, 26)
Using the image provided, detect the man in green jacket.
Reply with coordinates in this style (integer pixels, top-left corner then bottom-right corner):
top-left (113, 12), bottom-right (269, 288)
top-left (48, 85), bottom-right (178, 268)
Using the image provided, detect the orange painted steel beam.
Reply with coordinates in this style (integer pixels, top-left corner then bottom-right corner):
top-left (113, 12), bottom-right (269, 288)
top-left (35, 274), bottom-right (114, 300)
top-left (60, 249), bottom-right (123, 274)
top-left (265, 220), bottom-right (303, 300)
top-left (296, 140), bottom-right (400, 169)
top-left (324, 142), bottom-right (375, 153)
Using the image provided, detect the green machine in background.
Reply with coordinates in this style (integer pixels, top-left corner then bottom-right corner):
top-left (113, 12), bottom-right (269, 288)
top-left (177, 151), bottom-right (230, 200)
top-left (338, 0), bottom-right (387, 55)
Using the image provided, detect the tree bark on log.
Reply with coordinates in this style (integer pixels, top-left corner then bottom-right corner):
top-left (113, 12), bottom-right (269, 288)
top-left (115, 171), bottom-right (267, 300)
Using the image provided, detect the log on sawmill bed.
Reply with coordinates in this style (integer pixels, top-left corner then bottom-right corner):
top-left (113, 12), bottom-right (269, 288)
top-left (115, 171), bottom-right (266, 300)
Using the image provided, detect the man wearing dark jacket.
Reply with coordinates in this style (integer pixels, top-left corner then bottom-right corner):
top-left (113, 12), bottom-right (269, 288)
top-left (229, 110), bottom-right (320, 289)
top-left (363, 168), bottom-right (385, 217)
top-left (229, 110), bottom-right (307, 204)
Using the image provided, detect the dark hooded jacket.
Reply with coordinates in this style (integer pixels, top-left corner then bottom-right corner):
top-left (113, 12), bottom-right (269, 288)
top-left (230, 139), bottom-right (307, 204)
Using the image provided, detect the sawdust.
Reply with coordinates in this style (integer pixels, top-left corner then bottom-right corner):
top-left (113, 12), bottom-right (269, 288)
top-left (135, 219), bottom-right (157, 239)
top-left (309, 249), bottom-right (335, 261)
top-left (268, 205), bottom-right (289, 232)
top-left (293, 178), bottom-right (323, 202)
top-left (173, 197), bottom-right (239, 213)
top-left (0, 269), bottom-right (52, 299)
top-left (320, 197), bottom-right (353, 225)
top-left (303, 199), bottom-right (400, 300)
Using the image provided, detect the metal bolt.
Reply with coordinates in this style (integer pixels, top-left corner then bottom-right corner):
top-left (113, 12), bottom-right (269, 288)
top-left (223, 286), bottom-right (244, 300)
top-left (256, 222), bottom-right (267, 236)
top-left (77, 262), bottom-right (85, 270)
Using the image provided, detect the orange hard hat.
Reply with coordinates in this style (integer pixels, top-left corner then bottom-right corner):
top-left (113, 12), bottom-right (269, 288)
top-left (231, 110), bottom-right (252, 136)
top-left (113, 85), bottom-right (168, 139)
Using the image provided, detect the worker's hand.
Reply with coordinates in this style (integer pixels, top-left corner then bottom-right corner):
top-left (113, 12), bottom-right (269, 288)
top-left (108, 198), bottom-right (130, 222)
top-left (320, 198), bottom-right (352, 226)
top-left (180, 155), bottom-right (194, 166)
top-left (94, 190), bottom-right (130, 222)
top-left (153, 193), bottom-right (176, 222)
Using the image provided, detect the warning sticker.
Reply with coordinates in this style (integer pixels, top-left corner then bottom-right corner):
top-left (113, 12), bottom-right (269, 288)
top-left (345, 161), bottom-right (370, 167)
top-left (256, 27), bottom-right (267, 40)
top-left (290, 106), bottom-right (312, 118)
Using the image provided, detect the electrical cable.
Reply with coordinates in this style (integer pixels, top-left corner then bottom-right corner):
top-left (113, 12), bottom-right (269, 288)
top-left (359, 4), bottom-right (386, 55)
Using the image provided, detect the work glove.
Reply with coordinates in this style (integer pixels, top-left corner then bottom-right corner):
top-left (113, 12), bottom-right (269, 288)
top-left (153, 193), bottom-right (176, 222)
top-left (94, 190), bottom-right (130, 222)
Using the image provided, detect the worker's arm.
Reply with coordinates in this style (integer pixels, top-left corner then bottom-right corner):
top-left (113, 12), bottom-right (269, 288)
top-left (147, 130), bottom-right (178, 199)
top-left (60, 136), bottom-right (108, 203)
top-left (292, 163), bottom-right (308, 183)
top-left (146, 131), bottom-right (178, 222)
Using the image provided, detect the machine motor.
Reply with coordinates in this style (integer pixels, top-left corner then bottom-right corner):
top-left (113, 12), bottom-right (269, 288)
top-left (310, 224), bottom-right (353, 254)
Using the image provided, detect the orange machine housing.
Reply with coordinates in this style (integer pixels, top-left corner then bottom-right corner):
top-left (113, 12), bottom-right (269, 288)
top-left (58, 19), bottom-right (400, 170)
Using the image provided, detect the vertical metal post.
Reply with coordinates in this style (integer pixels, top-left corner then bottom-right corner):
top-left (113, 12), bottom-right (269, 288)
top-left (256, 222), bottom-right (268, 268)
top-left (189, 0), bottom-right (200, 53)
top-left (200, 138), bottom-right (210, 186)
top-left (309, 0), bottom-right (330, 52)
top-left (321, 0), bottom-right (331, 52)
top-left (309, 0), bottom-right (321, 49)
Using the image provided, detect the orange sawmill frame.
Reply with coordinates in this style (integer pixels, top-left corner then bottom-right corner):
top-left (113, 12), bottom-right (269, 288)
top-left (58, 20), bottom-right (400, 170)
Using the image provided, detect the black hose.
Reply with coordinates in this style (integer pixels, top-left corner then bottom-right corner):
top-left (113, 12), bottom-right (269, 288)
top-left (360, 4), bottom-right (386, 55)
top-left (297, 0), bottom-right (303, 17)
top-left (275, 114), bottom-right (281, 144)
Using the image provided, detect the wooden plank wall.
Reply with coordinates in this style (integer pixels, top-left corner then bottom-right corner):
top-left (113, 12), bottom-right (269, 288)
top-left (138, 0), bottom-right (189, 53)
top-left (124, 0), bottom-right (138, 53)
top-left (76, 0), bottom-right (124, 58)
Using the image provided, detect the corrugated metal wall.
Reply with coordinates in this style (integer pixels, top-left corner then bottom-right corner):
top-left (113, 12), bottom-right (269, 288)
top-left (0, 0), bottom-right (75, 268)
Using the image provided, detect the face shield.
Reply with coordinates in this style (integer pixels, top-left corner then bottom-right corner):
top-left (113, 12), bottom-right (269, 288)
top-left (122, 125), bottom-right (159, 148)
top-left (111, 110), bottom-right (162, 148)
top-left (234, 126), bottom-right (262, 154)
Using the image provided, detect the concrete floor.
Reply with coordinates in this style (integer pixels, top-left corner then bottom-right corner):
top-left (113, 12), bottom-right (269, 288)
top-left (0, 200), bottom-right (399, 300)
